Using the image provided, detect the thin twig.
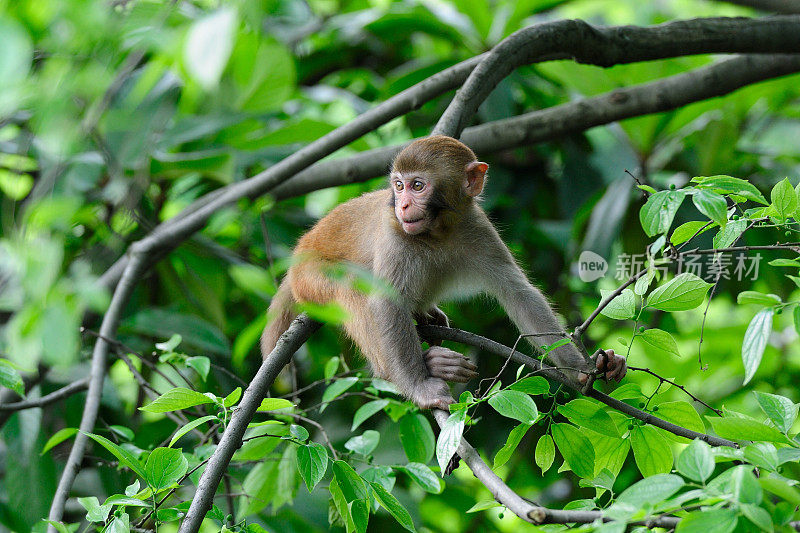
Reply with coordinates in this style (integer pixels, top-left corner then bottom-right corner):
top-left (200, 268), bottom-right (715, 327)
top-left (628, 366), bottom-right (722, 415)
top-left (0, 378), bottom-right (90, 412)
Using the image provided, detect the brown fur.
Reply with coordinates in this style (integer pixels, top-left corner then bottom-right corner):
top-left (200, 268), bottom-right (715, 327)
top-left (261, 136), bottom-right (624, 409)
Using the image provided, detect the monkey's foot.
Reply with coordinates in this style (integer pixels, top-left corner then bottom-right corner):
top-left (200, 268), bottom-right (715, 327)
top-left (412, 378), bottom-right (455, 410)
top-left (424, 346), bottom-right (478, 383)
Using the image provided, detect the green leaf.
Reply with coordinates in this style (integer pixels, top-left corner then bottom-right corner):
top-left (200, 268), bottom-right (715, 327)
top-left (708, 417), bottom-right (789, 443)
top-left (436, 409), bottom-right (466, 474)
top-left (41, 427), bottom-right (78, 455)
top-left (753, 391), bottom-right (797, 433)
top-left (348, 499), bottom-right (369, 533)
top-left (223, 387), bottom-right (242, 408)
top-left (186, 356), bottom-right (210, 381)
top-left (352, 399), bottom-right (389, 431)
top-left (402, 463), bottom-right (441, 493)
top-left (332, 460), bottom-right (368, 502)
top-left (742, 309), bottom-right (774, 385)
top-left (638, 328), bottom-right (681, 357)
top-left (296, 442), bottom-right (328, 492)
top-left (768, 258), bottom-right (800, 267)
top-left (712, 218), bottom-right (747, 249)
top-left (675, 508), bottom-right (738, 533)
top-left (169, 415), bottom-right (217, 447)
top-left (532, 434), bottom-right (555, 474)
top-left (671, 221), bottom-right (712, 245)
top-left (551, 424), bottom-right (594, 478)
top-left (257, 398), bottom-right (294, 412)
top-left (692, 190), bottom-right (728, 227)
top-left (83, 432), bottom-right (147, 480)
top-left (144, 447), bottom-right (188, 491)
top-left (770, 178), bottom-right (797, 220)
top-left (656, 402), bottom-right (706, 439)
top-left (744, 442), bottom-right (779, 471)
top-left (155, 334), bottom-right (182, 352)
top-left (296, 301), bottom-right (350, 324)
top-left (320, 377), bottom-right (359, 412)
top-left (0, 169), bottom-right (33, 200)
top-left (345, 430), bottom-right (380, 455)
top-left (78, 496), bottom-right (112, 523)
top-left (599, 288), bottom-right (636, 320)
top-left (369, 482), bottom-right (416, 532)
top-left (493, 423), bottom-right (532, 469)
top-left (794, 306), bottom-right (800, 336)
top-left (691, 175), bottom-right (767, 205)
top-left (507, 376), bottom-right (550, 395)
top-left (290, 424), bottom-right (309, 441)
top-left (647, 273), bottom-right (712, 312)
top-left (361, 465), bottom-right (395, 494)
top-left (139, 387), bottom-right (214, 413)
top-left (0, 358), bottom-right (24, 395)
top-left (639, 190), bottom-right (686, 237)
top-left (617, 473), bottom-right (684, 508)
top-left (732, 465), bottom-right (762, 504)
top-left (399, 413), bottom-right (435, 464)
top-left (634, 268), bottom-right (657, 296)
top-left (741, 503), bottom-right (773, 532)
top-left (487, 390), bottom-right (539, 424)
top-left (630, 425), bottom-right (673, 477)
top-left (737, 291), bottom-right (782, 306)
top-left (676, 439), bottom-right (714, 482)
top-left (466, 500), bottom-right (502, 513)
top-left (324, 356), bottom-right (340, 380)
top-left (557, 399), bottom-right (619, 438)
top-left (183, 8), bottom-right (237, 90)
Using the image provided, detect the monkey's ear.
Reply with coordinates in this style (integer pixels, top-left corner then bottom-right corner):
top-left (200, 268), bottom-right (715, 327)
top-left (464, 161), bottom-right (489, 197)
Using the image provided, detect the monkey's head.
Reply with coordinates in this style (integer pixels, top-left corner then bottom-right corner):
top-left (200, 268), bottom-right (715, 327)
top-left (389, 135), bottom-right (488, 236)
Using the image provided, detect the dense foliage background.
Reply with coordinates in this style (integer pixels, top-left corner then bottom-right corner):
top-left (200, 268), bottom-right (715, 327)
top-left (2, 0), bottom-right (800, 531)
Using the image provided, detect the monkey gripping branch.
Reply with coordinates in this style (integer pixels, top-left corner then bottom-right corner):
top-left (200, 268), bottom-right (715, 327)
top-left (34, 14), bottom-right (800, 533)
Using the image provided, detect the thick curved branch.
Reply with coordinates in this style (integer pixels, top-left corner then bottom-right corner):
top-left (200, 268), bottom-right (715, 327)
top-left (271, 53), bottom-right (800, 200)
top-left (0, 378), bottom-right (89, 412)
top-left (434, 15), bottom-right (800, 137)
top-left (418, 325), bottom-right (736, 447)
top-left (430, 409), bottom-right (681, 528)
top-left (47, 56), bottom-right (482, 529)
top-left (177, 315), bottom-right (321, 533)
top-left (721, 0), bottom-right (800, 13)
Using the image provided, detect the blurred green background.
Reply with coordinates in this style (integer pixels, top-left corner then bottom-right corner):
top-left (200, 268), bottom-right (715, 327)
top-left (1, 0), bottom-right (799, 531)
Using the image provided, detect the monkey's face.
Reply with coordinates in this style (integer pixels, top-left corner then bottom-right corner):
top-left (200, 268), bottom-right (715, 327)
top-left (390, 172), bottom-right (434, 235)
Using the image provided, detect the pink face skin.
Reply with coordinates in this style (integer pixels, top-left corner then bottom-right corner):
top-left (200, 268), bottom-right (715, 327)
top-left (391, 173), bottom-right (433, 235)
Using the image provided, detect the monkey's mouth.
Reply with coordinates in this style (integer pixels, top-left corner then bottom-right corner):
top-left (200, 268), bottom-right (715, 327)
top-left (400, 216), bottom-right (426, 234)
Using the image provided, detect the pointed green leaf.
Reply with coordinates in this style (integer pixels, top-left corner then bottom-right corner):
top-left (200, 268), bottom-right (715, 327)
top-left (742, 309), bottom-right (773, 385)
top-left (296, 442), bottom-right (328, 492)
top-left (551, 424), bottom-right (594, 478)
top-left (139, 387), bottom-right (214, 413)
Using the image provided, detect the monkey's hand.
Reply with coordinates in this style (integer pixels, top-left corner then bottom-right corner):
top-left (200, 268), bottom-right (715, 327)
top-left (424, 346), bottom-right (478, 383)
top-left (415, 306), bottom-right (450, 346)
top-left (578, 349), bottom-right (626, 385)
top-left (412, 378), bottom-right (455, 411)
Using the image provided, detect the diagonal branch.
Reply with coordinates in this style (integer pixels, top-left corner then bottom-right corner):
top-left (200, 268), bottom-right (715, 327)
top-left (55, 16), bottom-right (800, 529)
top-left (270, 53), bottom-right (800, 201)
top-left (418, 325), bottom-right (735, 447)
top-left (434, 15), bottom-right (800, 137)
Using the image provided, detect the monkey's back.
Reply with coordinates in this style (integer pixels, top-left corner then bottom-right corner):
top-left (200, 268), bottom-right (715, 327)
top-left (293, 190), bottom-right (387, 267)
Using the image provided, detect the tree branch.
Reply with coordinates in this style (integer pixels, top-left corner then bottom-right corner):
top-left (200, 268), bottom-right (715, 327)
top-left (0, 378), bottom-right (89, 412)
top-left (418, 325), bottom-right (736, 447)
top-left (176, 315), bottom-right (321, 533)
top-left (434, 16), bottom-right (800, 137)
top-left (270, 53), bottom-right (800, 200)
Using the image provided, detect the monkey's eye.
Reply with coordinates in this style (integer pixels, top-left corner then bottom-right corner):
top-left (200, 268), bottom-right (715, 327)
top-left (394, 180), bottom-right (403, 191)
top-left (411, 180), bottom-right (424, 191)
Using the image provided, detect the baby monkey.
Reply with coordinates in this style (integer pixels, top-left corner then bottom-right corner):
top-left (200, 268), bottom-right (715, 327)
top-left (262, 136), bottom-right (625, 409)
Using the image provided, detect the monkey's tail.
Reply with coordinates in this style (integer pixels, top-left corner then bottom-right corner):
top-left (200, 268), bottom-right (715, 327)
top-left (261, 281), bottom-right (298, 358)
